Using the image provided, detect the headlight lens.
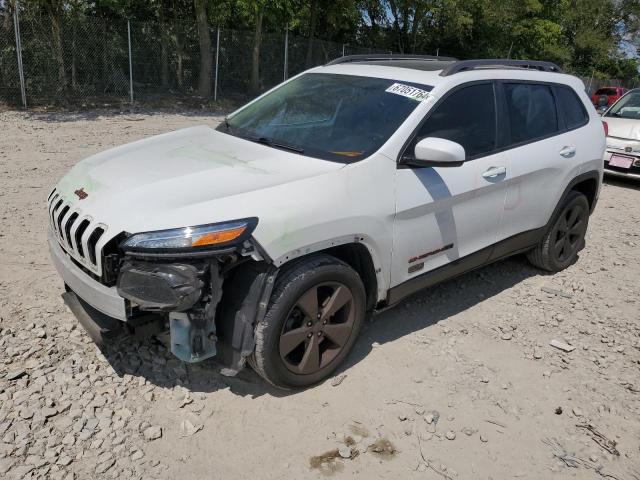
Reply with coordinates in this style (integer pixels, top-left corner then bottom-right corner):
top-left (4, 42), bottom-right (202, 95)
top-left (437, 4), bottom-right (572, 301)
top-left (120, 218), bottom-right (257, 252)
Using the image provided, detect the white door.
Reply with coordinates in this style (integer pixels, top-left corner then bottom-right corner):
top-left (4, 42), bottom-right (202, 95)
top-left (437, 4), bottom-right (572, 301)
top-left (391, 82), bottom-right (510, 288)
top-left (499, 82), bottom-right (588, 238)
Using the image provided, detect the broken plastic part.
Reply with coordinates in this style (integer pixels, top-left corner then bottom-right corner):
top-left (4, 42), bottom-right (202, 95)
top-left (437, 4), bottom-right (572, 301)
top-left (169, 261), bottom-right (223, 363)
top-left (117, 260), bottom-right (204, 312)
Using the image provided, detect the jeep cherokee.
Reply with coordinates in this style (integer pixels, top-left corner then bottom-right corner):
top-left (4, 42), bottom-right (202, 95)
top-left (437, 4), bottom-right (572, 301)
top-left (48, 56), bottom-right (605, 388)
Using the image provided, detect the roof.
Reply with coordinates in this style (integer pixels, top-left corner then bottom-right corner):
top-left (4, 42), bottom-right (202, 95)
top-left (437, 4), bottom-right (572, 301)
top-left (327, 55), bottom-right (561, 76)
top-left (315, 55), bottom-right (582, 92)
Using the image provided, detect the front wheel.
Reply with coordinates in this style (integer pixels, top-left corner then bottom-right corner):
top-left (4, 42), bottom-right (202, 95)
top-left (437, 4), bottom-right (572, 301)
top-left (249, 254), bottom-right (366, 389)
top-left (527, 190), bottom-right (590, 272)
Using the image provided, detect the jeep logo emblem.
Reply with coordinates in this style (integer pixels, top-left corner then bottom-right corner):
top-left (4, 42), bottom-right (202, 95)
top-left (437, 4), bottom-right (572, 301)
top-left (74, 188), bottom-right (88, 200)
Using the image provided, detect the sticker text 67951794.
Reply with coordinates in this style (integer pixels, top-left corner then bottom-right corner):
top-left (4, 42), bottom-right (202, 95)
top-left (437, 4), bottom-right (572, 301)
top-left (385, 83), bottom-right (431, 102)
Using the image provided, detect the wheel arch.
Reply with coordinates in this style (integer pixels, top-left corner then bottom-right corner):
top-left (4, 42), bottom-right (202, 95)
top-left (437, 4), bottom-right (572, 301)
top-left (570, 172), bottom-right (600, 213)
top-left (550, 171), bottom-right (601, 227)
top-left (275, 239), bottom-right (381, 312)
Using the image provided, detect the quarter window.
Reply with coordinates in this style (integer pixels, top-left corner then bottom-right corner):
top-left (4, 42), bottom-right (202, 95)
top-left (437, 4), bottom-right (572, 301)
top-left (504, 83), bottom-right (558, 145)
top-left (555, 86), bottom-right (588, 129)
top-left (412, 83), bottom-right (497, 158)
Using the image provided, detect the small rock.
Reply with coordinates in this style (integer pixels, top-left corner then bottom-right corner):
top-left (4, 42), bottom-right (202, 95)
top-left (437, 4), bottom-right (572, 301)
top-left (179, 419), bottom-right (202, 437)
top-left (131, 450), bottom-right (144, 461)
top-left (480, 434), bottom-right (488, 443)
top-left (143, 426), bottom-right (162, 441)
top-left (0, 459), bottom-right (15, 475)
top-left (533, 349), bottom-right (543, 360)
top-left (19, 408), bottom-right (34, 420)
top-left (541, 286), bottom-right (573, 298)
top-left (42, 407), bottom-right (58, 418)
top-left (338, 445), bottom-right (352, 459)
top-left (555, 407), bottom-right (563, 415)
top-left (549, 339), bottom-right (575, 352)
top-left (61, 433), bottom-right (75, 446)
top-left (445, 431), bottom-right (456, 441)
top-left (6, 369), bottom-right (26, 381)
top-left (331, 374), bottom-right (347, 387)
top-left (95, 458), bottom-right (115, 474)
top-left (56, 455), bottom-right (72, 466)
top-left (501, 332), bottom-right (513, 341)
top-left (8, 465), bottom-right (35, 478)
top-left (572, 407), bottom-right (584, 417)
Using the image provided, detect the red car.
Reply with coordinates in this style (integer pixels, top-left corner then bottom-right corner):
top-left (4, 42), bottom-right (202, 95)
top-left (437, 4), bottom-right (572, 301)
top-left (591, 86), bottom-right (627, 108)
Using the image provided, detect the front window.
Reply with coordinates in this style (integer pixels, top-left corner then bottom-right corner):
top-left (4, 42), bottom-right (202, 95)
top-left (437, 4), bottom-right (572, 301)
top-left (605, 91), bottom-right (640, 120)
top-left (219, 73), bottom-right (432, 162)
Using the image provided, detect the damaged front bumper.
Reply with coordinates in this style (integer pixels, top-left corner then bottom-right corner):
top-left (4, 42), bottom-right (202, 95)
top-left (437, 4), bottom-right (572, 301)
top-left (117, 257), bottom-right (223, 363)
top-left (49, 229), bottom-right (276, 373)
top-left (49, 232), bottom-right (127, 320)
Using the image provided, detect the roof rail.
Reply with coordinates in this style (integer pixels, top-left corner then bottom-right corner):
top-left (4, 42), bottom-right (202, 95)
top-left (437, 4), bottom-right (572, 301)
top-left (440, 59), bottom-right (563, 76)
top-left (326, 54), bottom-right (457, 66)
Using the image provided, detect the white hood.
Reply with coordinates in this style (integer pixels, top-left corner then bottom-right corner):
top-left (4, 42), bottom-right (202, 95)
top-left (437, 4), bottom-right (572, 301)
top-left (605, 116), bottom-right (640, 140)
top-left (54, 125), bottom-right (343, 235)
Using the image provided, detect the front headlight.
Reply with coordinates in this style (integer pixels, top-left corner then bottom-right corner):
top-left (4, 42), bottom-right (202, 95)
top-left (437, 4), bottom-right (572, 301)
top-left (120, 218), bottom-right (257, 252)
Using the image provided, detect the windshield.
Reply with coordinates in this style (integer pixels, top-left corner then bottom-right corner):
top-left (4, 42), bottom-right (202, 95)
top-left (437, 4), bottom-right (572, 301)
top-left (605, 91), bottom-right (640, 120)
top-left (219, 73), bottom-right (432, 162)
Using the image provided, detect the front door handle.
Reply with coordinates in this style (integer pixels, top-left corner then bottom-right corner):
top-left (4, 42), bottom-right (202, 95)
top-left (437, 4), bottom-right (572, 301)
top-left (482, 166), bottom-right (507, 179)
top-left (560, 146), bottom-right (576, 158)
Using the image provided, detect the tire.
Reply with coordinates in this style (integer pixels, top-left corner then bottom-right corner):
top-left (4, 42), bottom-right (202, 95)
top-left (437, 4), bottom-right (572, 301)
top-left (249, 254), bottom-right (366, 389)
top-left (527, 190), bottom-right (590, 272)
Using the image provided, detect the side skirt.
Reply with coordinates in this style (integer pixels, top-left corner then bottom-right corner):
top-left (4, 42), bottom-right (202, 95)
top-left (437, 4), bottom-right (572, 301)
top-left (386, 227), bottom-right (543, 306)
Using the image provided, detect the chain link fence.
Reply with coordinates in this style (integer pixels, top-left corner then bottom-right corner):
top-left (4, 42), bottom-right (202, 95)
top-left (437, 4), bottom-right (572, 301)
top-left (0, 10), bottom-right (405, 108)
top-left (1, 8), bottom-right (636, 108)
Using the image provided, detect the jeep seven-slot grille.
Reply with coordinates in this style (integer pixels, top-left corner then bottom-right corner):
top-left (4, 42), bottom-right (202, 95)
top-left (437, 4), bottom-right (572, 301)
top-left (47, 188), bottom-right (107, 278)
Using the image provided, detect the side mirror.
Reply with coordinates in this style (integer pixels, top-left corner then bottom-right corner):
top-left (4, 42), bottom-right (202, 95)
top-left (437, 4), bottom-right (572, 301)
top-left (403, 137), bottom-right (466, 167)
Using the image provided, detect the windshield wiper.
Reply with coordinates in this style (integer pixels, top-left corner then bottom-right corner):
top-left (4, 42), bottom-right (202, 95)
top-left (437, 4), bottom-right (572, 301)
top-left (254, 136), bottom-right (305, 154)
top-left (220, 123), bottom-right (305, 154)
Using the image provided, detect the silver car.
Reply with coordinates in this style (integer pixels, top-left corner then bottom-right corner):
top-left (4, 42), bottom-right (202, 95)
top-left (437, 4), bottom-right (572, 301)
top-left (602, 88), bottom-right (640, 180)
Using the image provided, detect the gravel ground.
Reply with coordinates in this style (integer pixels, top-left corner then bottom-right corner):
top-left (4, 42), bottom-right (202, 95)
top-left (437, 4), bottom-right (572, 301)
top-left (0, 110), bottom-right (639, 480)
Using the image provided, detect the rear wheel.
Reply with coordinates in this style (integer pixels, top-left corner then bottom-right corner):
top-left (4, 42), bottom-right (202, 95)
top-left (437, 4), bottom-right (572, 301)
top-left (527, 190), bottom-right (589, 272)
top-left (249, 254), bottom-right (365, 389)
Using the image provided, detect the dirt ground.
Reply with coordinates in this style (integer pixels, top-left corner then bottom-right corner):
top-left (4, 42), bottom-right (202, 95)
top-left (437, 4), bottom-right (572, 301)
top-left (0, 110), bottom-right (639, 480)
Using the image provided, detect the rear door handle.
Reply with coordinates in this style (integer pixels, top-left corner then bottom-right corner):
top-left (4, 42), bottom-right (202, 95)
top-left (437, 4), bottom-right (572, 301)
top-left (482, 166), bottom-right (507, 179)
top-left (560, 146), bottom-right (576, 158)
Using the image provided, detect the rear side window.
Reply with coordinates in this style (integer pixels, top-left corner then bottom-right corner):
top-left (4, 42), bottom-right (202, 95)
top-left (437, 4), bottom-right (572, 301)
top-left (504, 83), bottom-right (558, 145)
top-left (595, 88), bottom-right (617, 96)
top-left (413, 83), bottom-right (496, 158)
top-left (555, 86), bottom-right (588, 130)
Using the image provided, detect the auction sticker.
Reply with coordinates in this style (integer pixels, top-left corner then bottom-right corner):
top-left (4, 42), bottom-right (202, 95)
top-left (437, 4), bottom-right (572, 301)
top-left (385, 83), bottom-right (430, 102)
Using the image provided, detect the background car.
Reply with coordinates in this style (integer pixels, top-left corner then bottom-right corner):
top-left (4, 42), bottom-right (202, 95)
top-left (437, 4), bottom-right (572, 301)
top-left (602, 88), bottom-right (640, 179)
top-left (591, 86), bottom-right (628, 112)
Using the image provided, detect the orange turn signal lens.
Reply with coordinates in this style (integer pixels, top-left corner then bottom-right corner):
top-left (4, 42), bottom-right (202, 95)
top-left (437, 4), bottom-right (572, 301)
top-left (191, 226), bottom-right (247, 246)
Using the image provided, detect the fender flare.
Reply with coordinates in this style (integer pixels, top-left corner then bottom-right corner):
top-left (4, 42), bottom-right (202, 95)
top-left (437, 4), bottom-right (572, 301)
top-left (546, 170), bottom-right (601, 231)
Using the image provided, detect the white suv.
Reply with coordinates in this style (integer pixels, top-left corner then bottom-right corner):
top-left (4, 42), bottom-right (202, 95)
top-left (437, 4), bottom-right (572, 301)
top-left (48, 56), bottom-right (605, 388)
